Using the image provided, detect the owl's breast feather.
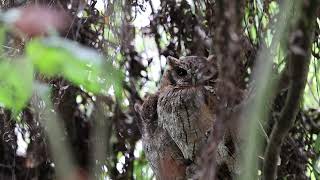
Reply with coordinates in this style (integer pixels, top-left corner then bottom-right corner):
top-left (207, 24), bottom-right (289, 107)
top-left (157, 85), bottom-right (214, 111)
top-left (157, 85), bottom-right (216, 160)
top-left (162, 86), bottom-right (215, 130)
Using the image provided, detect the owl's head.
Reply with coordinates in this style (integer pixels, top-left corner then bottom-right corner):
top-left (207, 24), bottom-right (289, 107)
top-left (162, 56), bottom-right (218, 87)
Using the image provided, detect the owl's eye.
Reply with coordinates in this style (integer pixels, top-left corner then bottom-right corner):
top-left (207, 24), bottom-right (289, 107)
top-left (175, 67), bottom-right (188, 76)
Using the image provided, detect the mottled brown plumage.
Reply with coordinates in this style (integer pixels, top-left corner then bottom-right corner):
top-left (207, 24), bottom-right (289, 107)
top-left (158, 56), bottom-right (218, 161)
top-left (135, 93), bottom-right (187, 180)
top-left (135, 55), bottom-right (239, 179)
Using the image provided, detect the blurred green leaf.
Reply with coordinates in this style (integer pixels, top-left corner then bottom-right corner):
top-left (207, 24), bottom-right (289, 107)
top-left (269, 1), bottom-right (279, 15)
top-left (0, 26), bottom-right (5, 54)
top-left (314, 134), bottom-right (320, 154)
top-left (26, 37), bottom-right (123, 94)
top-left (249, 25), bottom-right (257, 42)
top-left (0, 59), bottom-right (33, 111)
top-left (303, 58), bottom-right (320, 108)
top-left (133, 152), bottom-right (153, 180)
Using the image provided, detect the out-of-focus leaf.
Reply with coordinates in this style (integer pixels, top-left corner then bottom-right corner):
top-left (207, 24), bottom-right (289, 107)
top-left (0, 27), bottom-right (5, 54)
top-left (26, 40), bottom-right (64, 76)
top-left (26, 37), bottom-right (123, 94)
top-left (0, 59), bottom-right (33, 111)
top-left (269, 1), bottom-right (279, 15)
top-left (303, 58), bottom-right (320, 108)
top-left (314, 157), bottom-right (320, 173)
top-left (314, 134), bottom-right (320, 154)
top-left (249, 25), bottom-right (257, 42)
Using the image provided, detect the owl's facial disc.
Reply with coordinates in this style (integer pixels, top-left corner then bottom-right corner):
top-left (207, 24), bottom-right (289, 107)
top-left (166, 56), bottom-right (190, 86)
top-left (166, 56), bottom-right (218, 87)
top-left (171, 66), bottom-right (192, 86)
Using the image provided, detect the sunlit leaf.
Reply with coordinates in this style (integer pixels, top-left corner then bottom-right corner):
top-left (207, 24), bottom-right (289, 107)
top-left (26, 37), bottom-right (123, 94)
top-left (0, 59), bottom-right (33, 111)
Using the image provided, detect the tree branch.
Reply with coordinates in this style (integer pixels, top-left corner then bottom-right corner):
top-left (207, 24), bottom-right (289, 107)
top-left (199, 0), bottom-right (246, 179)
top-left (263, 1), bottom-right (318, 180)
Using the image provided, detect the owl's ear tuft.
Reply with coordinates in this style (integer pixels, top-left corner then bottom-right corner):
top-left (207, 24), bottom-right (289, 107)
top-left (167, 56), bottom-right (179, 67)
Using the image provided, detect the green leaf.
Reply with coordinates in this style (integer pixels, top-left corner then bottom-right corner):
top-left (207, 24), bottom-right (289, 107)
top-left (26, 37), bottom-right (123, 94)
top-left (269, 1), bottom-right (279, 15)
top-left (0, 27), bottom-right (6, 54)
top-left (0, 59), bottom-right (33, 111)
top-left (26, 40), bottom-right (64, 76)
top-left (314, 134), bottom-right (320, 154)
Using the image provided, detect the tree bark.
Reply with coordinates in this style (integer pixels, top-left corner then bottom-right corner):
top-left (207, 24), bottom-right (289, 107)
top-left (198, 0), bottom-right (246, 179)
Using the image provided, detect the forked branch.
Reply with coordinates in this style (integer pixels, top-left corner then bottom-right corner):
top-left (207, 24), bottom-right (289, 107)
top-left (263, 1), bottom-right (319, 180)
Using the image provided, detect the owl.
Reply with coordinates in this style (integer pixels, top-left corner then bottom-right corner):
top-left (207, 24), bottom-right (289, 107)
top-left (157, 56), bottom-right (218, 161)
top-left (135, 56), bottom-right (239, 179)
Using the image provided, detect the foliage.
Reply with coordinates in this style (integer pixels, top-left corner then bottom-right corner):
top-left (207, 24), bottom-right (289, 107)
top-left (26, 37), bottom-right (118, 94)
top-left (0, 34), bottom-right (123, 112)
top-left (0, 59), bottom-right (33, 111)
top-left (0, 0), bottom-right (319, 180)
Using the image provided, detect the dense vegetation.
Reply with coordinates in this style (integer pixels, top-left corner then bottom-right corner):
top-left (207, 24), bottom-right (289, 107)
top-left (0, 0), bottom-right (319, 179)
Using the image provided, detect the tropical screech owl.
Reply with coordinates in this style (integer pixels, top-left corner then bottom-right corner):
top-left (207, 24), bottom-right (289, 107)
top-left (135, 55), bottom-right (239, 179)
top-left (157, 56), bottom-right (218, 161)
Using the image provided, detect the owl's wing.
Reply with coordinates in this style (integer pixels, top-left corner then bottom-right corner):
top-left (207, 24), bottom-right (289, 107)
top-left (134, 93), bottom-right (187, 179)
top-left (156, 86), bottom-right (174, 129)
top-left (134, 93), bottom-right (159, 135)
